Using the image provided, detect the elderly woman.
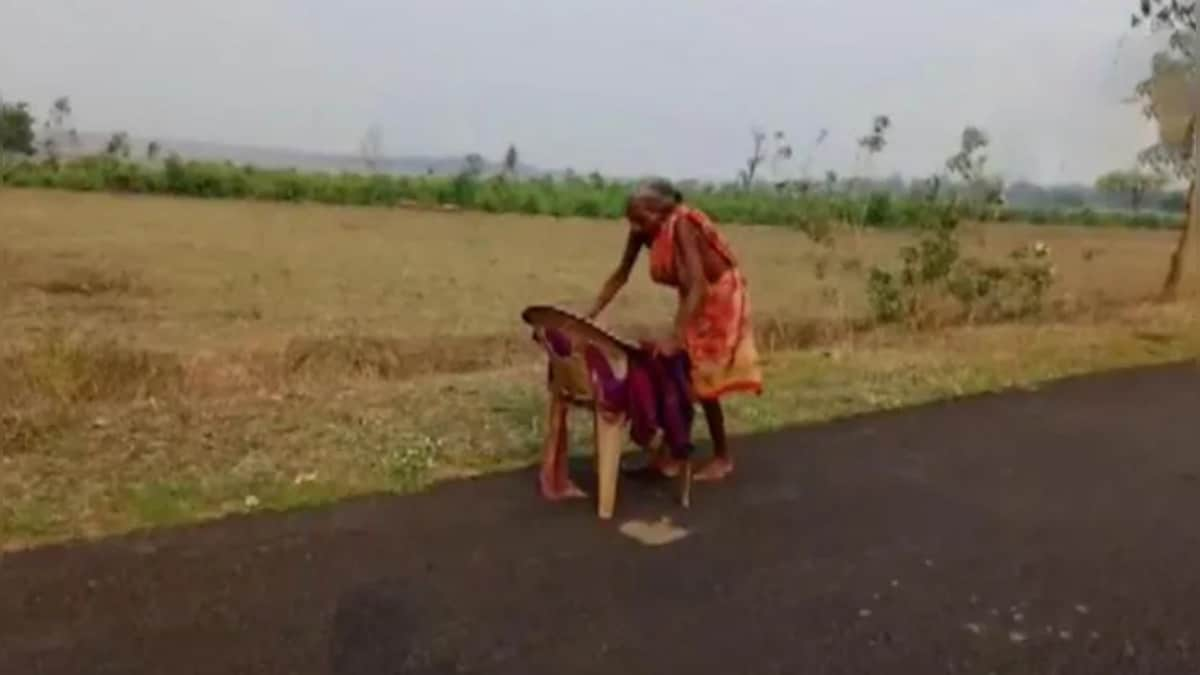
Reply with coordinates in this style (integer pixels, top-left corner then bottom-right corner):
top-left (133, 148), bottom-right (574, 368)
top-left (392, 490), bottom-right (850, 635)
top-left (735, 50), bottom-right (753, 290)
top-left (585, 179), bottom-right (763, 482)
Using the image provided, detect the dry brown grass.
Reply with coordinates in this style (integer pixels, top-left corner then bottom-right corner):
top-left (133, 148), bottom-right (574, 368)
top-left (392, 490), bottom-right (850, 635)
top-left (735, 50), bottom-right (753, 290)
top-left (0, 189), bottom-right (1178, 351)
top-left (1, 187), bottom-right (1197, 550)
top-left (0, 188), bottom-right (1180, 393)
top-left (28, 266), bottom-right (146, 297)
top-left (1, 330), bottom-right (182, 407)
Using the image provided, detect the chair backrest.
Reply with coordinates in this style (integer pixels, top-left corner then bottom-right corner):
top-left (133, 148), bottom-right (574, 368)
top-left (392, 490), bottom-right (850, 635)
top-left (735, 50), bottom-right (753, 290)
top-left (539, 327), bottom-right (597, 404)
top-left (523, 306), bottom-right (633, 407)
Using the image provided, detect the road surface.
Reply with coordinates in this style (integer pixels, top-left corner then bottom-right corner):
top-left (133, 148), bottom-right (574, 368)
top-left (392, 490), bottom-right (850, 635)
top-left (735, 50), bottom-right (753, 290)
top-left (2, 362), bottom-right (1199, 674)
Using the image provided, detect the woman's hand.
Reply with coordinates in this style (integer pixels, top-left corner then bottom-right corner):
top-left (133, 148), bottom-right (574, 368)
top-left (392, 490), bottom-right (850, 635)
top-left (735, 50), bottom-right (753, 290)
top-left (654, 334), bottom-right (683, 356)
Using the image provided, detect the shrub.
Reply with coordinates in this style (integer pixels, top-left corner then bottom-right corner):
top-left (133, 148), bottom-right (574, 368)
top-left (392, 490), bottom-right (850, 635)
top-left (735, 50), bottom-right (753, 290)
top-left (867, 220), bottom-right (1055, 327)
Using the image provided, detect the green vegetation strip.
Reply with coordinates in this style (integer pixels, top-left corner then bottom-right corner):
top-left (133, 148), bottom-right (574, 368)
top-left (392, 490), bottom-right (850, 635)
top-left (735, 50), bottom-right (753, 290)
top-left (0, 156), bottom-right (1181, 231)
top-left (3, 317), bottom-right (1197, 551)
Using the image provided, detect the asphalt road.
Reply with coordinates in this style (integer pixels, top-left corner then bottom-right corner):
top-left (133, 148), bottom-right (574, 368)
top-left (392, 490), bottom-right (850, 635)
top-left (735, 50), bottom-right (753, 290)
top-left (2, 362), bottom-right (1199, 674)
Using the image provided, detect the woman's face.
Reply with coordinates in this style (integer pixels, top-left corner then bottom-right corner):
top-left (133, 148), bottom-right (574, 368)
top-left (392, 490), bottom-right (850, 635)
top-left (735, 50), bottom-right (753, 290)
top-left (627, 197), bottom-right (670, 237)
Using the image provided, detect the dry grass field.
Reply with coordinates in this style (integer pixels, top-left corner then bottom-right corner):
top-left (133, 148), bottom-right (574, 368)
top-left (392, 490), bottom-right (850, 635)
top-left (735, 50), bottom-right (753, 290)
top-left (3, 187), bottom-right (1198, 549)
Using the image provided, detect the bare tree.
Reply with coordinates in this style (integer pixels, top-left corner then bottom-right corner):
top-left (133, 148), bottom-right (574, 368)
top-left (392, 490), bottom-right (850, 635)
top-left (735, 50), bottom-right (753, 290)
top-left (147, 141), bottom-right (161, 161)
top-left (41, 96), bottom-right (77, 162)
top-left (767, 130), bottom-right (797, 192)
top-left (105, 131), bottom-right (131, 159)
top-left (849, 115), bottom-right (891, 197)
top-left (945, 126), bottom-right (989, 183)
top-left (839, 115), bottom-right (890, 200)
top-left (922, 174), bottom-right (943, 202)
top-left (1132, 0), bottom-right (1200, 298)
top-left (858, 115), bottom-right (891, 156)
top-left (49, 97), bottom-right (73, 133)
top-left (738, 127), bottom-right (769, 188)
top-left (824, 170), bottom-right (839, 194)
top-left (503, 144), bottom-right (519, 177)
top-left (799, 128), bottom-right (829, 181)
top-left (359, 124), bottom-right (385, 173)
top-left (945, 125), bottom-right (1003, 207)
top-left (463, 153), bottom-right (485, 178)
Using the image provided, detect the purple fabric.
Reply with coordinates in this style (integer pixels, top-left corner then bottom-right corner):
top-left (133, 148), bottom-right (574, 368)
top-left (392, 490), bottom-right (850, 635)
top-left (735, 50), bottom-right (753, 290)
top-left (584, 345), bottom-right (627, 414)
top-left (536, 326), bottom-right (695, 459)
top-left (541, 327), bottom-right (573, 357)
top-left (625, 352), bottom-right (695, 460)
top-left (625, 361), bottom-right (657, 447)
top-left (658, 353), bottom-right (696, 459)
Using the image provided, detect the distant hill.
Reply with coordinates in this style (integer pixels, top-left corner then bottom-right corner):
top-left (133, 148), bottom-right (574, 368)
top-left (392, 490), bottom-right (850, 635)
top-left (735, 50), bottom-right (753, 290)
top-left (54, 132), bottom-right (543, 177)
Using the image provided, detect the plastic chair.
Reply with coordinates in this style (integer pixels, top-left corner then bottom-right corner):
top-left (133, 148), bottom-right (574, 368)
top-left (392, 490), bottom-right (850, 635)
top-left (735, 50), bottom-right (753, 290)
top-left (524, 306), bottom-right (692, 519)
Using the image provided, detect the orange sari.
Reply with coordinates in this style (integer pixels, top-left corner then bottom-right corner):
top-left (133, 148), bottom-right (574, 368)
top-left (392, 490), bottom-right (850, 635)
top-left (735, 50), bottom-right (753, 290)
top-left (648, 205), bottom-right (764, 401)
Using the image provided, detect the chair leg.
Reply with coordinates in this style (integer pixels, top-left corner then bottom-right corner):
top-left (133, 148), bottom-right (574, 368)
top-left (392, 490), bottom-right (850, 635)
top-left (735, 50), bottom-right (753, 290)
top-left (538, 394), bottom-right (570, 498)
top-left (679, 459), bottom-right (693, 509)
top-left (594, 408), bottom-right (623, 520)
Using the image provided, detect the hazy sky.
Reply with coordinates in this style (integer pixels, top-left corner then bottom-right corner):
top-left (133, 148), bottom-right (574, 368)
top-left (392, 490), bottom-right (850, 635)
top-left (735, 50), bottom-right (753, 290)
top-left (0, 0), bottom-right (1170, 183)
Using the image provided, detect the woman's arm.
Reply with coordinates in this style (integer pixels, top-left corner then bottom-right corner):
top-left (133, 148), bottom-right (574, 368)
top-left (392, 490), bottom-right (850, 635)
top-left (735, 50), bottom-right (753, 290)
top-left (586, 230), bottom-right (643, 319)
top-left (672, 216), bottom-right (708, 344)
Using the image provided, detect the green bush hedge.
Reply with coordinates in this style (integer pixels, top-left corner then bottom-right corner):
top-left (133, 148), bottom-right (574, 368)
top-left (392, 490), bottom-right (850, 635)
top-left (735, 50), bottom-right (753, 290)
top-left (0, 156), bottom-right (1181, 232)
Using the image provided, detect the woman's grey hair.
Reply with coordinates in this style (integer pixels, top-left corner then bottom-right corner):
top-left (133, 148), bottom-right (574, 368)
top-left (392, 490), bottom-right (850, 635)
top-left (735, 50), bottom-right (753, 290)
top-left (628, 178), bottom-right (683, 207)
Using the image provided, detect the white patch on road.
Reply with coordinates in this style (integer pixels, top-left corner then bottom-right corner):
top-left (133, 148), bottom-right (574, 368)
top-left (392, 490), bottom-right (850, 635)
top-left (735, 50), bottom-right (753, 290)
top-left (618, 517), bottom-right (690, 547)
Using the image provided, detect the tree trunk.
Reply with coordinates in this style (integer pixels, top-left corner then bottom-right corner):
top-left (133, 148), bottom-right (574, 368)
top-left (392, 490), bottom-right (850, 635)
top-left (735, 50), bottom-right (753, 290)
top-left (1161, 179), bottom-right (1200, 300)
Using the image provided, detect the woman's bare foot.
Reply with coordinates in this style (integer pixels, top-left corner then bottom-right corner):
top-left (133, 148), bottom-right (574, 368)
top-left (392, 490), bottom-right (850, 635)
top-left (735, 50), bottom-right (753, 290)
top-left (653, 455), bottom-right (685, 478)
top-left (693, 456), bottom-right (734, 482)
top-left (539, 470), bottom-right (588, 501)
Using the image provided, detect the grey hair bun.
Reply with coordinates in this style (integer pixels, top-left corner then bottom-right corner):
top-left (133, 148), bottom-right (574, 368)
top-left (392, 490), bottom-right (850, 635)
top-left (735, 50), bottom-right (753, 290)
top-left (632, 178), bottom-right (683, 204)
